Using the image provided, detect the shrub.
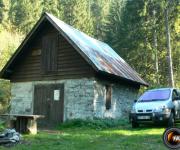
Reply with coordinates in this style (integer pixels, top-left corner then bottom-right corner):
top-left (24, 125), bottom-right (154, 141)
top-left (58, 118), bottom-right (128, 130)
top-left (0, 80), bottom-right (11, 113)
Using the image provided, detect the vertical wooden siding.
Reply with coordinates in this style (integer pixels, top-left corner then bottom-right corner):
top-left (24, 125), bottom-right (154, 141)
top-left (42, 34), bottom-right (58, 73)
top-left (10, 22), bottom-right (95, 82)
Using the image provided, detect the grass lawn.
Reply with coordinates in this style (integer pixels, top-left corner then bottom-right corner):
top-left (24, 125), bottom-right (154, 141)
top-left (0, 123), bottom-right (175, 150)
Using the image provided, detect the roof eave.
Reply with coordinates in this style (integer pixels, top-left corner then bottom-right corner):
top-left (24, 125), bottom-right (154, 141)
top-left (98, 70), bottom-right (149, 87)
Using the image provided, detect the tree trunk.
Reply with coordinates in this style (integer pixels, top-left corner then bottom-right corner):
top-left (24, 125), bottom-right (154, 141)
top-left (153, 29), bottom-right (159, 84)
top-left (165, 7), bottom-right (174, 87)
top-left (153, 9), bottom-right (159, 84)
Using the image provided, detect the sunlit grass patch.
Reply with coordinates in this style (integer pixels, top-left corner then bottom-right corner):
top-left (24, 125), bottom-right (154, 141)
top-left (101, 128), bottom-right (165, 136)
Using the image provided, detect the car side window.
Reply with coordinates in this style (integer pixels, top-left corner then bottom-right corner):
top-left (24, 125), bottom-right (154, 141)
top-left (172, 90), bottom-right (178, 100)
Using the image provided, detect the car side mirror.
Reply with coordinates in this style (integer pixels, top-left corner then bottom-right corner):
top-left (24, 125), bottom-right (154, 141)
top-left (134, 100), bottom-right (137, 103)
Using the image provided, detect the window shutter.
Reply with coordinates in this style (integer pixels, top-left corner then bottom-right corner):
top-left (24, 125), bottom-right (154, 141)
top-left (42, 35), bottom-right (58, 73)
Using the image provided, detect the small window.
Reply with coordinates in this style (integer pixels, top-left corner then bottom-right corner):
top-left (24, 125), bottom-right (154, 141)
top-left (105, 85), bottom-right (112, 110)
top-left (41, 35), bottom-right (58, 73)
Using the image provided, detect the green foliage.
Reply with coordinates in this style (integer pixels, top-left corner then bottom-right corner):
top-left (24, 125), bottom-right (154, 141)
top-left (60, 0), bottom-right (94, 36)
top-left (104, 0), bottom-right (179, 87)
top-left (90, 0), bottom-right (111, 39)
top-left (58, 118), bottom-right (128, 129)
top-left (8, 0), bottom-right (42, 34)
top-left (42, 0), bottom-right (60, 17)
top-left (0, 29), bottom-right (22, 70)
top-left (0, 0), bottom-right (5, 23)
top-left (73, 0), bottom-right (94, 36)
top-left (0, 80), bottom-right (11, 113)
top-left (0, 123), bottom-right (5, 131)
top-left (0, 0), bottom-right (179, 93)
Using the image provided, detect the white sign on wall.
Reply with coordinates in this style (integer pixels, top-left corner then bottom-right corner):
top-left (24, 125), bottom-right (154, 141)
top-left (54, 90), bottom-right (60, 101)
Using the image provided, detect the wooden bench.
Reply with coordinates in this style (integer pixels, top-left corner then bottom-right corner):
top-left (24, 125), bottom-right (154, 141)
top-left (0, 114), bottom-right (44, 135)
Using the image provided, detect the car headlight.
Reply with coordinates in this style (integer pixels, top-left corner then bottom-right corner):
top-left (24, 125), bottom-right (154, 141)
top-left (162, 108), bottom-right (171, 113)
top-left (153, 106), bottom-right (171, 113)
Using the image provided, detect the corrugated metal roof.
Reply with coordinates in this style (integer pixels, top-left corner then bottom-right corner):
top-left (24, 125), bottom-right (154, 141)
top-left (46, 13), bottom-right (148, 86)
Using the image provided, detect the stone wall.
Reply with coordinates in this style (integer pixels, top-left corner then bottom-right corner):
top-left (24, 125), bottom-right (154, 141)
top-left (93, 80), bottom-right (139, 119)
top-left (11, 82), bottom-right (34, 114)
top-left (10, 78), bottom-right (95, 120)
top-left (64, 79), bottom-right (94, 120)
top-left (10, 78), bottom-right (139, 121)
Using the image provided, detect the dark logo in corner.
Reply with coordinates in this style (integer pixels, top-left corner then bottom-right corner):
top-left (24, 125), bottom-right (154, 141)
top-left (163, 127), bottom-right (180, 149)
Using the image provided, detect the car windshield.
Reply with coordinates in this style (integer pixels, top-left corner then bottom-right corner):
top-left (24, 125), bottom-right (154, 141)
top-left (138, 89), bottom-right (171, 102)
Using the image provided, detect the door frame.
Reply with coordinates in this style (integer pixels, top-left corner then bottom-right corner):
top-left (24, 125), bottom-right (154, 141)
top-left (33, 83), bottom-right (64, 127)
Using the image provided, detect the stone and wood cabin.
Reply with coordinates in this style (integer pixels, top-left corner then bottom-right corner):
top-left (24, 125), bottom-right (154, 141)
top-left (0, 13), bottom-right (148, 127)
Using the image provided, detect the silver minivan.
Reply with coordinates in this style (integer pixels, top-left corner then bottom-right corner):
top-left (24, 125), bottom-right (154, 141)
top-left (130, 88), bottom-right (180, 128)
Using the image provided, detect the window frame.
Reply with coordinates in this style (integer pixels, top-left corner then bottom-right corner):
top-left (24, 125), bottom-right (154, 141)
top-left (105, 84), bottom-right (112, 110)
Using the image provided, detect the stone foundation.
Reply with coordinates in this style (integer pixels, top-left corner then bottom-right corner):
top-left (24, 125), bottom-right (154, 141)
top-left (10, 78), bottom-right (139, 121)
top-left (10, 78), bottom-right (95, 121)
top-left (11, 82), bottom-right (33, 114)
top-left (65, 80), bottom-right (94, 120)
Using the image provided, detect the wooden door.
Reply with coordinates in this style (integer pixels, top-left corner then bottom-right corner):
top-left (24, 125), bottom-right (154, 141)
top-left (33, 84), bottom-right (64, 127)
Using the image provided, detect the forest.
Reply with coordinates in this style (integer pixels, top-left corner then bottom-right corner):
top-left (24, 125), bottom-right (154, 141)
top-left (0, 0), bottom-right (179, 109)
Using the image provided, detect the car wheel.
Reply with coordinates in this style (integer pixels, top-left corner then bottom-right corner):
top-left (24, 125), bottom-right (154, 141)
top-left (132, 121), bottom-right (139, 128)
top-left (167, 112), bottom-right (175, 127)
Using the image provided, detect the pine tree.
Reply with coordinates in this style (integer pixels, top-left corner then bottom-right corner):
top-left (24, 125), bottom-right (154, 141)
top-left (104, 0), bottom-right (179, 87)
top-left (60, 0), bottom-right (76, 25)
top-left (41, 0), bottom-right (60, 17)
top-left (104, 0), bottom-right (163, 86)
top-left (0, 0), bottom-right (5, 23)
top-left (73, 0), bottom-right (94, 36)
top-left (60, 0), bottom-right (94, 36)
top-left (0, 0), bottom-right (179, 87)
top-left (8, 0), bottom-right (42, 34)
top-left (90, 0), bottom-right (111, 40)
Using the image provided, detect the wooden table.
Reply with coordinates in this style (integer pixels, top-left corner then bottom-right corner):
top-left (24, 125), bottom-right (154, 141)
top-left (0, 114), bottom-right (44, 134)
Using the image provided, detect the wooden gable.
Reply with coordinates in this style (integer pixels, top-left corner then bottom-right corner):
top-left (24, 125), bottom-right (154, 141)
top-left (10, 21), bottom-right (95, 82)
